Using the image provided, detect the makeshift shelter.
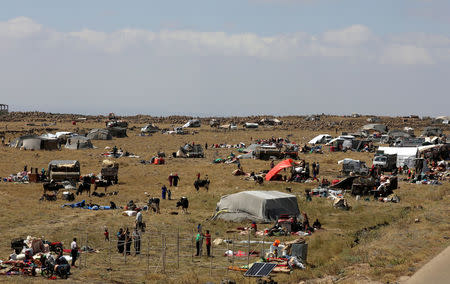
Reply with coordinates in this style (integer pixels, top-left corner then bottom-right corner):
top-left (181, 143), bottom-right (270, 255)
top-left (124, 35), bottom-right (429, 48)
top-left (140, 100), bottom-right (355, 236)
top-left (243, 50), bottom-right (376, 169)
top-left (141, 124), bottom-right (160, 134)
top-left (65, 136), bottom-right (93, 150)
top-left (361, 124), bottom-right (388, 134)
top-left (308, 134), bottom-right (332, 145)
top-left (87, 129), bottom-right (112, 140)
top-left (421, 127), bottom-right (442, 137)
top-left (213, 191), bottom-right (300, 222)
top-left (9, 135), bottom-right (59, 150)
top-left (260, 118), bottom-right (282, 125)
top-left (182, 119), bottom-right (201, 128)
top-left (108, 127), bottom-right (127, 138)
top-left (266, 159), bottom-right (294, 181)
top-left (378, 147), bottom-right (418, 168)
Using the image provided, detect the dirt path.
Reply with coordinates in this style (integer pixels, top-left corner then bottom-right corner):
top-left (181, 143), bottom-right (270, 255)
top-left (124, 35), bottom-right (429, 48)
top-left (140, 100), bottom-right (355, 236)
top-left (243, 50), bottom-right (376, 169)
top-left (405, 245), bottom-right (450, 284)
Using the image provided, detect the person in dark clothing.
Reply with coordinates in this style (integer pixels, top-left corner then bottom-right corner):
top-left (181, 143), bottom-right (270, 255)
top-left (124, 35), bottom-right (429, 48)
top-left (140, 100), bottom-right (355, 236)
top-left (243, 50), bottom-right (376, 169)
top-left (205, 142), bottom-right (208, 150)
top-left (117, 228), bottom-right (125, 253)
top-left (172, 174), bottom-right (180, 187)
top-left (125, 229), bottom-right (132, 255)
top-left (195, 232), bottom-right (203, 256)
top-left (313, 219), bottom-right (322, 229)
top-left (161, 185), bottom-right (167, 199)
top-left (205, 230), bottom-right (211, 257)
top-left (104, 228), bottom-right (109, 241)
top-left (168, 173), bottom-right (173, 186)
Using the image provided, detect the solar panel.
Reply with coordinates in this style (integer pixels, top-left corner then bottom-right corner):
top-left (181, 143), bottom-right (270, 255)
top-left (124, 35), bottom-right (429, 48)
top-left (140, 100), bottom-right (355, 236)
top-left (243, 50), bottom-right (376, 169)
top-left (244, 263), bottom-right (277, 277)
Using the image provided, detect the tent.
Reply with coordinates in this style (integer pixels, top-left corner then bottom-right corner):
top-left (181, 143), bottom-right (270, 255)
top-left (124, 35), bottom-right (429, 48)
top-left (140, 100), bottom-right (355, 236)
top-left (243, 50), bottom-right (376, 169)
top-left (265, 159), bottom-right (294, 181)
top-left (65, 136), bottom-right (93, 150)
top-left (213, 191), bottom-right (300, 222)
top-left (10, 135), bottom-right (59, 150)
top-left (362, 124), bottom-right (388, 134)
top-left (141, 124), bottom-right (160, 134)
top-left (378, 147), bottom-right (418, 168)
top-left (182, 119), bottom-right (201, 128)
top-left (86, 129), bottom-right (112, 140)
top-left (308, 134), bottom-right (332, 145)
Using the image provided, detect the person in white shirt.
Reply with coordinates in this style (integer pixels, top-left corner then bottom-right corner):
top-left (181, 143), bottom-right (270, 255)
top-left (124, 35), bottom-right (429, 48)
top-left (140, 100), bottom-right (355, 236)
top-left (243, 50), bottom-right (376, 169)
top-left (135, 209), bottom-right (143, 230)
top-left (70, 238), bottom-right (78, 267)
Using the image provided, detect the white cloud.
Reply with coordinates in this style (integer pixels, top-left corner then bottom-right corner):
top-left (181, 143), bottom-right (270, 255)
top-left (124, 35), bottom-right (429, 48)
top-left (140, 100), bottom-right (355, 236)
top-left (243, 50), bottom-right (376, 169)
top-left (380, 44), bottom-right (434, 65)
top-left (1, 17), bottom-right (449, 66)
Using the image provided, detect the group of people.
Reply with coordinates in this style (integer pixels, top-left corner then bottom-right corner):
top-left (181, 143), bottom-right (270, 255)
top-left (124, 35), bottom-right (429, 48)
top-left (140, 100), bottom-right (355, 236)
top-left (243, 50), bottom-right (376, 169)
top-left (168, 173), bottom-right (180, 187)
top-left (195, 224), bottom-right (212, 257)
top-left (116, 227), bottom-right (141, 256)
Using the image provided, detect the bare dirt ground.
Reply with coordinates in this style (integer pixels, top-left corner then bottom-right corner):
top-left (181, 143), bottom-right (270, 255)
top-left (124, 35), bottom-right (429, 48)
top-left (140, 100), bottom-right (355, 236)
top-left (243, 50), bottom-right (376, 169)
top-left (0, 113), bottom-right (448, 284)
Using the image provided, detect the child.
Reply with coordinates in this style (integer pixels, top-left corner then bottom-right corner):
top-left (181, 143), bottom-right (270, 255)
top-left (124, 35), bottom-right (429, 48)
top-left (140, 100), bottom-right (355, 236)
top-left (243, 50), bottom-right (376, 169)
top-left (104, 228), bottom-right (109, 241)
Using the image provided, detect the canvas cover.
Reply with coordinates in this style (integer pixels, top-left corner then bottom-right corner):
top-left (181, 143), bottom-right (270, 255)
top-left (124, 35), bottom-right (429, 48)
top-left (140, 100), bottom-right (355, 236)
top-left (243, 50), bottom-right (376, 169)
top-left (65, 136), bottom-right (93, 149)
top-left (308, 134), bottom-right (331, 145)
top-left (213, 191), bottom-right (300, 222)
top-left (378, 147), bottom-right (418, 168)
top-left (266, 159), bottom-right (294, 181)
top-left (87, 129), bottom-right (112, 140)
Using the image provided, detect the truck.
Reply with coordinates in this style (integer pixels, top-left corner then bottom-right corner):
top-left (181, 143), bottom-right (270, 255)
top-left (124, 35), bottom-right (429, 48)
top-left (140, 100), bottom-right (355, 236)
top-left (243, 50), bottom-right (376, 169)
top-left (100, 160), bottom-right (119, 183)
top-left (48, 160), bottom-right (80, 182)
top-left (373, 153), bottom-right (397, 172)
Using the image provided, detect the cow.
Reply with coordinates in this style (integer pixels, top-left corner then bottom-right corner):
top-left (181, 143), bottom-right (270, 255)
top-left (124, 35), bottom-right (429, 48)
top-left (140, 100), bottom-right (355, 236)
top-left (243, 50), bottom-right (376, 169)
top-left (43, 182), bottom-right (64, 194)
top-left (148, 197), bottom-right (160, 213)
top-left (94, 180), bottom-right (113, 192)
top-left (76, 182), bottom-right (91, 196)
top-left (176, 197), bottom-right (189, 213)
top-left (194, 178), bottom-right (210, 191)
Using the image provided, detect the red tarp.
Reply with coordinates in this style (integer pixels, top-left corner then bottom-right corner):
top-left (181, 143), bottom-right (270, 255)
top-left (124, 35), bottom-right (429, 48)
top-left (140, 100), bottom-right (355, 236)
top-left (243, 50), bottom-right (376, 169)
top-left (265, 159), bottom-right (294, 181)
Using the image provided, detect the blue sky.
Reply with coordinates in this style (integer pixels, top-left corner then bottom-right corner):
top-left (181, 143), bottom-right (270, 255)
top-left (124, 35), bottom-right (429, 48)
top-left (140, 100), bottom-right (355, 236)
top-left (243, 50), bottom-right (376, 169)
top-left (0, 0), bottom-right (449, 116)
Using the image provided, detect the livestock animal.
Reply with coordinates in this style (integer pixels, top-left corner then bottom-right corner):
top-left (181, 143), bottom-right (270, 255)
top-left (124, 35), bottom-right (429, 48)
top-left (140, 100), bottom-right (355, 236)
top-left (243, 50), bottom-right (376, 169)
top-left (43, 182), bottom-right (64, 194)
top-left (194, 178), bottom-right (210, 191)
top-left (76, 182), bottom-right (91, 196)
top-left (40, 193), bottom-right (57, 201)
top-left (176, 197), bottom-right (189, 213)
top-left (147, 197), bottom-right (160, 213)
top-left (94, 180), bottom-right (113, 192)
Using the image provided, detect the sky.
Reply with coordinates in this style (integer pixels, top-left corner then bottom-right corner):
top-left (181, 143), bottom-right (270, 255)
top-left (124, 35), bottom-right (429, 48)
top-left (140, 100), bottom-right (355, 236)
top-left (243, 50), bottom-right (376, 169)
top-left (0, 0), bottom-right (449, 116)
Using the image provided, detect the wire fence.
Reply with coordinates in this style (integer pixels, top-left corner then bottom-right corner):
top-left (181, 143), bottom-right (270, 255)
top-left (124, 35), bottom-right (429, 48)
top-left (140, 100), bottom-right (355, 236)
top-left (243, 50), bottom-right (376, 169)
top-left (74, 227), bottom-right (273, 279)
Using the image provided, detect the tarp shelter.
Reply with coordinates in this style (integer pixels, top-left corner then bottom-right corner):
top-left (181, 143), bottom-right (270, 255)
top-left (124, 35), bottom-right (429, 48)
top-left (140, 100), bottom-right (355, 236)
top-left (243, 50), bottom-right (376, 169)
top-left (182, 119), bottom-right (201, 128)
top-left (10, 135), bottom-right (59, 150)
top-left (362, 124), bottom-right (388, 134)
top-left (308, 134), bottom-right (332, 145)
top-left (141, 124), bottom-right (160, 133)
top-left (421, 127), bottom-right (442, 137)
top-left (378, 147), bottom-right (418, 168)
top-left (213, 191), bottom-right (300, 222)
top-left (87, 129), bottom-right (112, 140)
top-left (266, 159), bottom-right (294, 181)
top-left (65, 136), bottom-right (93, 150)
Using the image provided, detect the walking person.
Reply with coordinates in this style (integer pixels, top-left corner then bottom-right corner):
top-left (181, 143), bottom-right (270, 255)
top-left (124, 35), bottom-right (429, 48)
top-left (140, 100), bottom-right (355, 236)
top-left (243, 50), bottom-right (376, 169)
top-left (132, 228), bottom-right (141, 255)
top-left (135, 209), bottom-right (143, 230)
top-left (161, 185), bottom-right (167, 200)
top-left (70, 238), bottom-right (79, 267)
top-left (205, 230), bottom-right (211, 257)
top-left (172, 174), bottom-right (180, 187)
top-left (168, 173), bottom-right (173, 187)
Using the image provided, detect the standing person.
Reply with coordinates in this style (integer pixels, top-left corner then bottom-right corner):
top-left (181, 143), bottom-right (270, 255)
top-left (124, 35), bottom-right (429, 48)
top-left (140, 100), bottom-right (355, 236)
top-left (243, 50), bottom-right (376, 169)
top-left (195, 231), bottom-right (203, 256)
top-left (1, 136), bottom-right (4, 146)
top-left (161, 185), bottom-right (167, 200)
top-left (205, 142), bottom-right (208, 150)
top-left (316, 162), bottom-right (320, 176)
top-left (270, 160), bottom-right (275, 169)
top-left (173, 174), bottom-right (180, 187)
top-left (104, 228), bottom-right (109, 241)
top-left (117, 228), bottom-right (125, 254)
top-left (136, 209), bottom-right (143, 230)
top-left (125, 229), bottom-right (132, 255)
top-left (132, 228), bottom-right (141, 255)
top-left (312, 162), bottom-right (317, 180)
top-left (196, 173), bottom-right (201, 180)
top-left (204, 230), bottom-right (211, 257)
top-left (167, 189), bottom-right (172, 200)
top-left (70, 238), bottom-right (79, 267)
top-left (236, 158), bottom-right (241, 170)
top-left (168, 173), bottom-right (173, 187)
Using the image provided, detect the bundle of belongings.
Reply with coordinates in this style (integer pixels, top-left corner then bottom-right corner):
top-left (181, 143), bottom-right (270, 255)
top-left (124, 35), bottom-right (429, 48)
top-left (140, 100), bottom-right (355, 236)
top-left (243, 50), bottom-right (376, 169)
top-left (227, 238), bottom-right (307, 274)
top-left (2, 171), bottom-right (29, 183)
top-left (101, 146), bottom-right (140, 159)
top-left (61, 200), bottom-right (117, 210)
top-left (1, 236), bottom-right (73, 279)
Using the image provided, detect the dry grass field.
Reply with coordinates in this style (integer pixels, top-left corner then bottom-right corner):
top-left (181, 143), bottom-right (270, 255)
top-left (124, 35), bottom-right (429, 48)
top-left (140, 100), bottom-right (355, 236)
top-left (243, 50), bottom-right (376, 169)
top-left (0, 116), bottom-right (448, 284)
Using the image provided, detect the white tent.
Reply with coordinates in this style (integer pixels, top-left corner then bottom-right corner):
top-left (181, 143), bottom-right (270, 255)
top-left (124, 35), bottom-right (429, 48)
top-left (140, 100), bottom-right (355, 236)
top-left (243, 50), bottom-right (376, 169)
top-left (213, 191), bottom-right (300, 222)
top-left (308, 134), bottom-right (332, 145)
top-left (378, 147), bottom-right (418, 168)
